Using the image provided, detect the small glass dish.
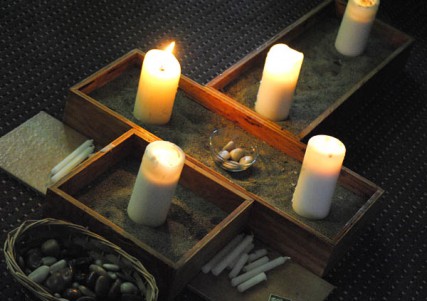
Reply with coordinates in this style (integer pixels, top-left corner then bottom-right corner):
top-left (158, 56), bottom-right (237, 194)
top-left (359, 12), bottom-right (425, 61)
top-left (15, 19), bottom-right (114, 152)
top-left (209, 128), bottom-right (259, 172)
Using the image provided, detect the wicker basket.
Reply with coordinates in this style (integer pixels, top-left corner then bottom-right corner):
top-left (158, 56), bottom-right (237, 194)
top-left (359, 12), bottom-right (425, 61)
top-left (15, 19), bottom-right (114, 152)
top-left (3, 218), bottom-right (158, 301)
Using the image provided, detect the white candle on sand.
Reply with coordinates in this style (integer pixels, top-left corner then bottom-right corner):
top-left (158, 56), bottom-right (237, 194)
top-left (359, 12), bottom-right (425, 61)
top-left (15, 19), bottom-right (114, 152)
top-left (255, 43), bottom-right (304, 121)
top-left (292, 135), bottom-right (346, 219)
top-left (127, 141), bottom-right (185, 226)
top-left (335, 0), bottom-right (380, 56)
top-left (134, 42), bottom-right (181, 124)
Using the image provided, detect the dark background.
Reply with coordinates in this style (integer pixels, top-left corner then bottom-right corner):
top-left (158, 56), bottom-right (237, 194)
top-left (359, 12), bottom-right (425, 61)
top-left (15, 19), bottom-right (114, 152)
top-left (1, 0), bottom-right (426, 300)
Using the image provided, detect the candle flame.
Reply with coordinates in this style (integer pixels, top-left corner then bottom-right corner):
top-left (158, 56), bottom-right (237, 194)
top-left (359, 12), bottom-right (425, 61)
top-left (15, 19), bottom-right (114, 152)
top-left (165, 41), bottom-right (175, 53)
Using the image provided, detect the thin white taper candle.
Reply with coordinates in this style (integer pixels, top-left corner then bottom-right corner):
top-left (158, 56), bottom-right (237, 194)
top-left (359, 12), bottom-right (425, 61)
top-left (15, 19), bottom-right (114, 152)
top-left (231, 256), bottom-right (290, 287)
top-left (228, 242), bottom-right (254, 269)
top-left (212, 235), bottom-right (253, 276)
top-left (236, 272), bottom-right (267, 293)
top-left (201, 234), bottom-right (244, 274)
top-left (228, 253), bottom-right (249, 279)
top-left (248, 248), bottom-right (268, 262)
top-left (243, 256), bottom-right (269, 272)
top-left (50, 139), bottom-right (93, 176)
top-left (50, 145), bottom-right (95, 184)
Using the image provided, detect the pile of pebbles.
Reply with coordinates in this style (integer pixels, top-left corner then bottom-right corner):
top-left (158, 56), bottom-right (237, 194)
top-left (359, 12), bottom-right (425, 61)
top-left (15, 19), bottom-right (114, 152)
top-left (18, 237), bottom-right (145, 301)
top-left (217, 140), bottom-right (254, 165)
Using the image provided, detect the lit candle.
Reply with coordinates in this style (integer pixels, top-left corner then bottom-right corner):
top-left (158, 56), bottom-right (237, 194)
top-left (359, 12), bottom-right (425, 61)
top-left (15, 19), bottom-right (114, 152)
top-left (127, 141), bottom-right (185, 226)
top-left (255, 44), bottom-right (304, 121)
top-left (133, 42), bottom-right (181, 124)
top-left (292, 135), bottom-right (346, 219)
top-left (335, 0), bottom-right (380, 56)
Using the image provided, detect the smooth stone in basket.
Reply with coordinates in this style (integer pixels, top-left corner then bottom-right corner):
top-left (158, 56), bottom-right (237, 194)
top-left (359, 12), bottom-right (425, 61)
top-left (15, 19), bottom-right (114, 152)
top-left (18, 255), bottom-right (25, 269)
top-left (69, 257), bottom-right (93, 269)
top-left (121, 294), bottom-right (141, 301)
top-left (26, 248), bottom-right (43, 270)
top-left (86, 271), bottom-right (99, 289)
top-left (76, 297), bottom-right (96, 301)
top-left (108, 279), bottom-right (122, 299)
top-left (49, 259), bottom-right (67, 273)
top-left (89, 264), bottom-right (108, 277)
top-left (45, 271), bottom-right (66, 293)
top-left (120, 281), bottom-right (138, 294)
top-left (78, 285), bottom-right (96, 297)
top-left (103, 263), bottom-right (120, 272)
top-left (41, 256), bottom-right (58, 266)
top-left (41, 239), bottom-right (61, 257)
top-left (108, 271), bottom-right (117, 279)
top-left (48, 267), bottom-right (73, 292)
top-left (74, 271), bottom-right (87, 283)
top-left (28, 265), bottom-right (49, 284)
top-left (95, 275), bottom-right (111, 297)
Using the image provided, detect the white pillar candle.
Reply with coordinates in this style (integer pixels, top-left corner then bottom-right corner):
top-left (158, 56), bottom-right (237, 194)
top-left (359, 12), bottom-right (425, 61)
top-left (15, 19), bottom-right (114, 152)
top-left (133, 42), bottom-right (181, 124)
top-left (201, 234), bottom-right (244, 274)
top-left (243, 256), bottom-right (269, 272)
top-left (231, 256), bottom-right (289, 287)
top-left (255, 44), bottom-right (304, 121)
top-left (292, 135), bottom-right (346, 219)
top-left (335, 0), bottom-right (380, 56)
top-left (212, 235), bottom-right (254, 276)
top-left (127, 141), bottom-right (185, 226)
top-left (50, 145), bottom-right (95, 184)
top-left (237, 272), bottom-right (267, 293)
top-left (228, 253), bottom-right (249, 279)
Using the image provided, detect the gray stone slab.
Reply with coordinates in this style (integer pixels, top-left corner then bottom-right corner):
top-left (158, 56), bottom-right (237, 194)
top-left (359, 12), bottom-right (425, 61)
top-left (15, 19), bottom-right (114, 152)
top-left (0, 111), bottom-right (89, 194)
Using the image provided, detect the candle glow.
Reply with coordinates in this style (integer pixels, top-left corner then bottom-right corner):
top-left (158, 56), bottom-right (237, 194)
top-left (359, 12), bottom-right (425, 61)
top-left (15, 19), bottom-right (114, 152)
top-left (127, 141), bottom-right (185, 226)
top-left (255, 44), bottom-right (304, 121)
top-left (133, 42), bottom-right (181, 124)
top-left (335, 0), bottom-right (380, 56)
top-left (292, 135), bottom-right (346, 219)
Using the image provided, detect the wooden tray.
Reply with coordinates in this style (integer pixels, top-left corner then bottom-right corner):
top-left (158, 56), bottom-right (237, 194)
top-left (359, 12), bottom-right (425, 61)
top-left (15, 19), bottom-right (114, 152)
top-left (45, 129), bottom-right (254, 300)
top-left (206, 0), bottom-right (414, 139)
top-left (60, 48), bottom-right (384, 282)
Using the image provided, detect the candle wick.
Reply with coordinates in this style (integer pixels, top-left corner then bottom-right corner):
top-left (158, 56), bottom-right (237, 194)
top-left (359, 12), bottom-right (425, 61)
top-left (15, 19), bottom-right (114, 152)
top-left (160, 65), bottom-right (165, 72)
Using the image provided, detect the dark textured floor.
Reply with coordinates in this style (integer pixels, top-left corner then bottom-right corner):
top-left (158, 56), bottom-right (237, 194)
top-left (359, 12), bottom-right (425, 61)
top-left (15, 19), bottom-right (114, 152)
top-left (1, 0), bottom-right (426, 300)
